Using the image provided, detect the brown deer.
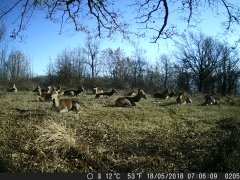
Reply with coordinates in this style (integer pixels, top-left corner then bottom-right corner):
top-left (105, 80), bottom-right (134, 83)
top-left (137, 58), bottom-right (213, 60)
top-left (51, 91), bottom-right (80, 113)
top-left (7, 84), bottom-right (18, 92)
top-left (36, 86), bottom-right (54, 102)
top-left (125, 89), bottom-right (137, 97)
top-left (153, 89), bottom-right (170, 99)
top-left (95, 88), bottom-right (118, 98)
top-left (33, 86), bottom-right (48, 95)
top-left (64, 86), bottom-right (84, 96)
top-left (55, 85), bottom-right (65, 95)
top-left (115, 89), bottom-right (147, 107)
top-left (169, 90), bottom-right (177, 98)
top-left (176, 92), bottom-right (192, 104)
top-left (93, 87), bottom-right (104, 95)
top-left (202, 94), bottom-right (220, 106)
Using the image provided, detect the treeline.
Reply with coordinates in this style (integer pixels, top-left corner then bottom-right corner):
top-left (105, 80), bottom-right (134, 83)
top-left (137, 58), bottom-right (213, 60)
top-left (0, 49), bottom-right (32, 89)
top-left (1, 31), bottom-right (240, 95)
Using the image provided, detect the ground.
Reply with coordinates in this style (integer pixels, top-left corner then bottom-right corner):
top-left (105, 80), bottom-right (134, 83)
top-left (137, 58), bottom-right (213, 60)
top-left (0, 90), bottom-right (240, 172)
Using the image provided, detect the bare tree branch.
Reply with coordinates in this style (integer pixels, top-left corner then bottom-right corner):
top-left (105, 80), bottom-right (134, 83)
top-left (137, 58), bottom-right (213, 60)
top-left (221, 0), bottom-right (240, 29)
top-left (153, 0), bottom-right (169, 43)
top-left (0, 0), bottom-right (240, 43)
top-left (0, 0), bottom-right (23, 19)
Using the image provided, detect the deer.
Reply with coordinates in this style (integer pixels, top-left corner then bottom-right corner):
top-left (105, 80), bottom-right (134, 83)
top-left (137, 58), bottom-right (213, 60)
top-left (33, 86), bottom-right (48, 95)
top-left (55, 84), bottom-right (68, 95)
top-left (51, 91), bottom-right (80, 113)
top-left (93, 87), bottom-right (104, 95)
top-left (201, 94), bottom-right (220, 106)
top-left (7, 84), bottom-right (18, 92)
top-left (125, 89), bottom-right (138, 97)
top-left (153, 89), bottom-right (170, 99)
top-left (126, 92), bottom-right (137, 97)
top-left (115, 89), bottom-right (147, 107)
top-left (169, 90), bottom-right (177, 98)
top-left (64, 86), bottom-right (84, 96)
top-left (176, 92), bottom-right (192, 104)
top-left (95, 88), bottom-right (118, 99)
top-left (36, 86), bottom-right (54, 102)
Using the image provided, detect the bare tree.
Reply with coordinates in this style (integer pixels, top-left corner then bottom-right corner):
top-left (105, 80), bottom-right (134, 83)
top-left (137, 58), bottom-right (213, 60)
top-left (156, 55), bottom-right (175, 89)
top-left (48, 47), bottom-right (86, 87)
top-left (176, 32), bottom-right (221, 93)
top-left (175, 65), bottom-right (192, 93)
top-left (0, 0), bottom-right (239, 42)
top-left (215, 43), bottom-right (240, 95)
top-left (176, 32), bottom-right (240, 94)
top-left (5, 50), bottom-right (31, 81)
top-left (84, 36), bottom-right (100, 78)
top-left (0, 0), bottom-right (127, 40)
top-left (131, 47), bottom-right (147, 87)
top-left (0, 24), bottom-right (8, 83)
top-left (0, 24), bottom-right (6, 41)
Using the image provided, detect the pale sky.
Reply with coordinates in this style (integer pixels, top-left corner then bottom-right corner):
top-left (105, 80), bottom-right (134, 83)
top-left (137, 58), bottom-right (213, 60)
top-left (1, 0), bottom-right (240, 76)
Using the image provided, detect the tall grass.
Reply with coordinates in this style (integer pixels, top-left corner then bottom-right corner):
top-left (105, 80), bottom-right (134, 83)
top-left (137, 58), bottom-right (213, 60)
top-left (0, 91), bottom-right (240, 172)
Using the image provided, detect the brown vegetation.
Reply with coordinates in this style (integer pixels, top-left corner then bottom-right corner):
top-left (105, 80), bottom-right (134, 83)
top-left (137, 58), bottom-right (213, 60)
top-left (0, 91), bottom-right (240, 173)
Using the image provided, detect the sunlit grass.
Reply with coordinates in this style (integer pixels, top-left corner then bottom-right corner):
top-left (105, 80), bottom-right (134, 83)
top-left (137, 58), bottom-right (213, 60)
top-left (0, 91), bottom-right (240, 172)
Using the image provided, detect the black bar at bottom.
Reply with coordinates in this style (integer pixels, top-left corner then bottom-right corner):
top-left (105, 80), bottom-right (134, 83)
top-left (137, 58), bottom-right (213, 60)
top-left (0, 172), bottom-right (238, 180)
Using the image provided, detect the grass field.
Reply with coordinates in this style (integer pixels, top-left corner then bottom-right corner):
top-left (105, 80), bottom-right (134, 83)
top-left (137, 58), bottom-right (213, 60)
top-left (0, 90), bottom-right (240, 172)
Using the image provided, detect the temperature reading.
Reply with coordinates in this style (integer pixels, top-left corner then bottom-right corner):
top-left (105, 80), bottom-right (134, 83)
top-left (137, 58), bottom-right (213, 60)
top-left (106, 173), bottom-right (121, 179)
top-left (128, 173), bottom-right (143, 179)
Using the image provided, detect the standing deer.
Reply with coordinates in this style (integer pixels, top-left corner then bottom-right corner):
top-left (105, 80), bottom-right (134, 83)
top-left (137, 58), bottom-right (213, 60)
top-left (51, 91), bottom-right (80, 113)
top-left (115, 89), bottom-right (147, 107)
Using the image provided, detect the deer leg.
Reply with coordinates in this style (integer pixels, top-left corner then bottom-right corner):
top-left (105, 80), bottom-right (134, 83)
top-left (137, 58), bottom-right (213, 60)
top-left (60, 107), bottom-right (69, 113)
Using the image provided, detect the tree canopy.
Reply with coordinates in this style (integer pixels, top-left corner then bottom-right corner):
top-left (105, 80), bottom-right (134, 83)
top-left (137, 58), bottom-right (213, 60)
top-left (0, 0), bottom-right (240, 43)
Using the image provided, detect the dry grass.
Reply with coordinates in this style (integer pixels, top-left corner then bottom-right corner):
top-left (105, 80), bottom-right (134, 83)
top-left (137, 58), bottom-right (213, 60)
top-left (0, 91), bottom-right (240, 172)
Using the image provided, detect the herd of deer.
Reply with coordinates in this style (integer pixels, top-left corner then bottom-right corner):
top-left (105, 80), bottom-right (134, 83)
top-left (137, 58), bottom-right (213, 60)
top-left (6, 84), bottom-right (220, 113)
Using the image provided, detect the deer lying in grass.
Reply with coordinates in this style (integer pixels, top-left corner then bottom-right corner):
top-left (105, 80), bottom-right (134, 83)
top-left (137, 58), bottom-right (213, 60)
top-left (64, 86), bottom-right (84, 96)
top-left (7, 84), bottom-right (18, 92)
top-left (169, 90), bottom-right (177, 98)
top-left (55, 85), bottom-right (68, 95)
top-left (115, 89), bottom-right (147, 107)
top-left (33, 86), bottom-right (48, 95)
top-left (36, 86), bottom-right (54, 102)
top-left (154, 89), bottom-right (170, 99)
top-left (202, 94), bottom-right (220, 106)
top-left (51, 91), bottom-right (80, 113)
top-left (95, 88), bottom-right (118, 98)
top-left (176, 92), bottom-right (192, 104)
top-left (93, 87), bottom-right (103, 95)
top-left (126, 89), bottom-right (137, 97)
